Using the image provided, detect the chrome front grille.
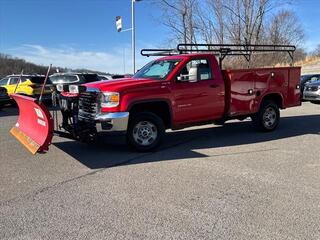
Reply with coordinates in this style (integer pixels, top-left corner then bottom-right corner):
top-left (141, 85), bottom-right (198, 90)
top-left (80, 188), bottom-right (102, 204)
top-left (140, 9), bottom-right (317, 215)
top-left (78, 90), bottom-right (100, 121)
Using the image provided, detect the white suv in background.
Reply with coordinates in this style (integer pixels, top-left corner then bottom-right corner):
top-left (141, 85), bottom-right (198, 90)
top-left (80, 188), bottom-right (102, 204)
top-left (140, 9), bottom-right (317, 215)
top-left (303, 80), bottom-right (320, 104)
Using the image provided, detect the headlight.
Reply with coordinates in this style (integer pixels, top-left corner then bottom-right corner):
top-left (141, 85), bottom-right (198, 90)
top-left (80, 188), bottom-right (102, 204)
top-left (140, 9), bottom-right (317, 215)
top-left (68, 85), bottom-right (79, 94)
top-left (101, 92), bottom-right (120, 108)
top-left (56, 84), bottom-right (64, 92)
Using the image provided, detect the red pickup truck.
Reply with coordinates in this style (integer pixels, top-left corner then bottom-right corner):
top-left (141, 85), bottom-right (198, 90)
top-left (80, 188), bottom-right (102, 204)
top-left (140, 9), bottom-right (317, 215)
top-left (10, 44), bottom-right (301, 153)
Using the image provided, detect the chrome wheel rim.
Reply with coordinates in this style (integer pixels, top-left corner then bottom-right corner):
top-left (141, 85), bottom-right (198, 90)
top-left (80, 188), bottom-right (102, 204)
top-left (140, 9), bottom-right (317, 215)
top-left (133, 121), bottom-right (158, 146)
top-left (263, 107), bottom-right (277, 128)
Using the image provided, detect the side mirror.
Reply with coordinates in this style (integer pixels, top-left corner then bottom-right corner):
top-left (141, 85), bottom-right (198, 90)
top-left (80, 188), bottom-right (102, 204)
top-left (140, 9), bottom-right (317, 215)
top-left (177, 73), bottom-right (198, 82)
top-left (188, 74), bottom-right (198, 82)
top-left (177, 74), bottom-right (189, 81)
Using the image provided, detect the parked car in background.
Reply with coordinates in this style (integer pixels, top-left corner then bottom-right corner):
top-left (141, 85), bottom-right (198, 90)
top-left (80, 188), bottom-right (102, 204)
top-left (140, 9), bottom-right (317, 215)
top-left (98, 74), bottom-right (128, 80)
top-left (50, 73), bottom-right (101, 85)
top-left (0, 86), bottom-right (10, 109)
top-left (0, 75), bottom-right (52, 100)
top-left (303, 80), bottom-right (320, 104)
top-left (300, 74), bottom-right (320, 95)
top-left (97, 75), bottom-right (112, 80)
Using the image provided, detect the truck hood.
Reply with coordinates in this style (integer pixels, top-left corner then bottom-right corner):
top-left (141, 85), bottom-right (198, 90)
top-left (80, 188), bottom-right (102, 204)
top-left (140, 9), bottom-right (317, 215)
top-left (83, 78), bottom-right (159, 92)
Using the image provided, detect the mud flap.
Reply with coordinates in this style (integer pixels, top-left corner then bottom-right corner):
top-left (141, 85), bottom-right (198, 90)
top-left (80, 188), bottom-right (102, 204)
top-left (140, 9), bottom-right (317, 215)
top-left (10, 94), bottom-right (53, 154)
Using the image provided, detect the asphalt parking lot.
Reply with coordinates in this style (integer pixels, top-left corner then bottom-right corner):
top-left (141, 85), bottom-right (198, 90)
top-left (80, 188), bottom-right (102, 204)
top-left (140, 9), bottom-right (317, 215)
top-left (0, 103), bottom-right (319, 240)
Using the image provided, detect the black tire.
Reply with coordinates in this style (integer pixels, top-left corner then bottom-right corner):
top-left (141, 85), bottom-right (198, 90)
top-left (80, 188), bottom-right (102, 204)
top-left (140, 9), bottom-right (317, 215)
top-left (251, 100), bottom-right (280, 132)
top-left (127, 112), bottom-right (165, 152)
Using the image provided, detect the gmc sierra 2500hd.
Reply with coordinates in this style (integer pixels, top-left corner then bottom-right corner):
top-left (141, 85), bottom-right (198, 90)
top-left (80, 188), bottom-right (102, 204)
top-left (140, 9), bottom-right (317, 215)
top-left (10, 44), bottom-right (301, 153)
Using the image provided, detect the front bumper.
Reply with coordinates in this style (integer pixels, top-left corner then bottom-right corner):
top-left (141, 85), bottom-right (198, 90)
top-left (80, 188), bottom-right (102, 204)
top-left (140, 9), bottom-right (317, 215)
top-left (95, 112), bottom-right (129, 133)
top-left (303, 91), bottom-right (320, 102)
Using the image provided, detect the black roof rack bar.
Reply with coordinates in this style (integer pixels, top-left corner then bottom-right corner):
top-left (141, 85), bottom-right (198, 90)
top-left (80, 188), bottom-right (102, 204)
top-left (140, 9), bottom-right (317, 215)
top-left (178, 43), bottom-right (296, 67)
top-left (141, 43), bottom-right (296, 67)
top-left (141, 49), bottom-right (178, 57)
top-left (177, 43), bottom-right (296, 53)
top-left (140, 48), bottom-right (251, 58)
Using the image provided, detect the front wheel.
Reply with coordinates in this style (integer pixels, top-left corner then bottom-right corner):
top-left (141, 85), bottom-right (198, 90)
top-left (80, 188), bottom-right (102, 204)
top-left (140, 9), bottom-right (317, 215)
top-left (127, 112), bottom-right (165, 152)
top-left (252, 100), bottom-right (280, 131)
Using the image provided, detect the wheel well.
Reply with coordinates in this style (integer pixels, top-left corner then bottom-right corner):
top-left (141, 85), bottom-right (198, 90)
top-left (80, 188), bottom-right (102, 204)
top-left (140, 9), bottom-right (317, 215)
top-left (129, 101), bottom-right (172, 128)
top-left (261, 93), bottom-right (283, 109)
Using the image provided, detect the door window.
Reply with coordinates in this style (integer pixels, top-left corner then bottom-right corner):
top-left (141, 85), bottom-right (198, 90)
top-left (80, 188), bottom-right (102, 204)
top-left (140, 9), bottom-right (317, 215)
top-left (0, 78), bottom-right (9, 86)
top-left (50, 74), bottom-right (79, 84)
top-left (134, 60), bottom-right (180, 80)
top-left (9, 77), bottom-right (19, 85)
top-left (177, 59), bottom-right (212, 82)
top-left (310, 76), bottom-right (320, 82)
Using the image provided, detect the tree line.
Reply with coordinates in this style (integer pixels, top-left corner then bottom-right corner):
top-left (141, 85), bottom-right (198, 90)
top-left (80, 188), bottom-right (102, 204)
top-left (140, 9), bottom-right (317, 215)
top-left (0, 54), bottom-right (109, 78)
top-left (0, 54), bottom-right (58, 78)
top-left (157, 0), bottom-right (311, 68)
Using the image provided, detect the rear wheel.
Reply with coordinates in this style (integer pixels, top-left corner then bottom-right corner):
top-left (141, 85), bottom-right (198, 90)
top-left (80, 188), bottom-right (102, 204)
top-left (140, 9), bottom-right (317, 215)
top-left (252, 100), bottom-right (280, 131)
top-left (127, 112), bottom-right (165, 152)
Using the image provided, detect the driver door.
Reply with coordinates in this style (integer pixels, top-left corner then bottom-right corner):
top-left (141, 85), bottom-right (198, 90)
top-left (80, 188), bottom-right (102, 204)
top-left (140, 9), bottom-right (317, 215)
top-left (172, 58), bottom-right (224, 124)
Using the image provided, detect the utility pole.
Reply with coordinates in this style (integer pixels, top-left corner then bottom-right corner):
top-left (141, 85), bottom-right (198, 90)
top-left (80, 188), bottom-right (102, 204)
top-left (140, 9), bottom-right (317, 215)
top-left (132, 0), bottom-right (135, 74)
top-left (116, 0), bottom-right (142, 74)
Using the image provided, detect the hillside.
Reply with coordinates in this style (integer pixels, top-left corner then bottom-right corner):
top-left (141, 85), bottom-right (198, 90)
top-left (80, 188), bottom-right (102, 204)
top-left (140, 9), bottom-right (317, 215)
top-left (297, 56), bottom-right (320, 74)
top-left (0, 54), bottom-right (109, 78)
top-left (0, 54), bottom-right (58, 77)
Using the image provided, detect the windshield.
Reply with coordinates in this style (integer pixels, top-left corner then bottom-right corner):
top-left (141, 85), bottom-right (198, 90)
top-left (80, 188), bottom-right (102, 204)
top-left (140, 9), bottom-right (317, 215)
top-left (50, 74), bottom-right (79, 84)
top-left (133, 59), bottom-right (180, 80)
top-left (80, 74), bottom-right (100, 83)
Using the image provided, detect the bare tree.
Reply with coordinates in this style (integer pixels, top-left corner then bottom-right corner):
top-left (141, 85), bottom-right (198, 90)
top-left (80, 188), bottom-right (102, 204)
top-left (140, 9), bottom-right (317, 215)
top-left (158, 0), bottom-right (199, 45)
top-left (195, 0), bottom-right (226, 44)
top-left (267, 10), bottom-right (304, 46)
top-left (255, 10), bottom-right (305, 65)
top-left (156, 0), bottom-right (305, 67)
top-left (311, 44), bottom-right (320, 57)
top-left (219, 0), bottom-right (276, 45)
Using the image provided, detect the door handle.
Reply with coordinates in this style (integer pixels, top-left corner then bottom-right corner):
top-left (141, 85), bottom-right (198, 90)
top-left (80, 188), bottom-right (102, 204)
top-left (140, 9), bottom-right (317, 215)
top-left (209, 84), bottom-right (219, 88)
